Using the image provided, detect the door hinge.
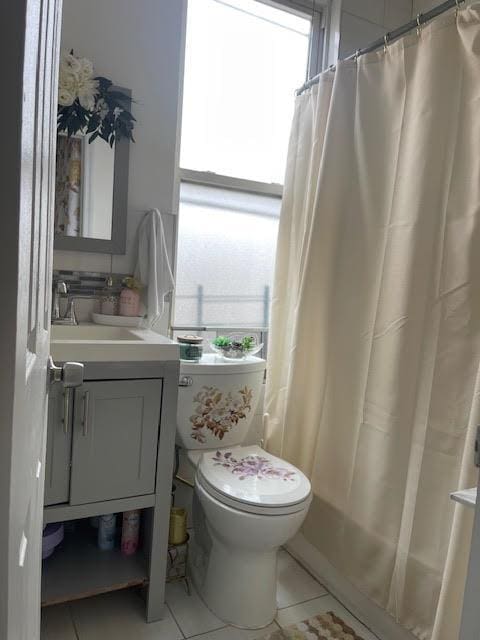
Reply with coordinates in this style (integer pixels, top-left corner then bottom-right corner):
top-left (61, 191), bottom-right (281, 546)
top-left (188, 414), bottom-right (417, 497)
top-left (475, 426), bottom-right (480, 468)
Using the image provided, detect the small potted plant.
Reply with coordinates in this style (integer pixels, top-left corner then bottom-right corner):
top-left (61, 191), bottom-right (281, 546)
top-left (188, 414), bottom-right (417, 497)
top-left (211, 335), bottom-right (263, 360)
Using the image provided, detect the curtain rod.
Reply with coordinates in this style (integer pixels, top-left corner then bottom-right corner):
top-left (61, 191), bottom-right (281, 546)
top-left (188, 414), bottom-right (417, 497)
top-left (296, 0), bottom-right (465, 95)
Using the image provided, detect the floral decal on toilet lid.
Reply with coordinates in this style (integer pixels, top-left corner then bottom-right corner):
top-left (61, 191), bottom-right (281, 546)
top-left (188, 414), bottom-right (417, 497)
top-left (212, 450), bottom-right (297, 481)
top-left (190, 385), bottom-right (253, 443)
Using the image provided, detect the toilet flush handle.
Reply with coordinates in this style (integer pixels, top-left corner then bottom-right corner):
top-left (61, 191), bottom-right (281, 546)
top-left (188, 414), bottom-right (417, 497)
top-left (179, 375), bottom-right (193, 387)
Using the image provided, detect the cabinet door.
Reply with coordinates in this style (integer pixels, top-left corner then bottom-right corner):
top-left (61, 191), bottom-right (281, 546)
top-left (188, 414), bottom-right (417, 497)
top-left (44, 384), bottom-right (73, 505)
top-left (70, 379), bottom-right (162, 505)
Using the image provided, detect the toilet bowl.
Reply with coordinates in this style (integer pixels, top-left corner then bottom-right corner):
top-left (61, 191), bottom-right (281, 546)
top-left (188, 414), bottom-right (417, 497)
top-left (177, 355), bottom-right (311, 628)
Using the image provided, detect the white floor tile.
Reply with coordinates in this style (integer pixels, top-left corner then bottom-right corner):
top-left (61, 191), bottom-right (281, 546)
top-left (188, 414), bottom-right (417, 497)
top-left (165, 579), bottom-right (224, 638)
top-left (70, 589), bottom-right (183, 640)
top-left (190, 621), bottom-right (280, 640)
top-left (276, 595), bottom-right (378, 640)
top-left (276, 550), bottom-right (327, 609)
top-left (41, 604), bottom-right (77, 640)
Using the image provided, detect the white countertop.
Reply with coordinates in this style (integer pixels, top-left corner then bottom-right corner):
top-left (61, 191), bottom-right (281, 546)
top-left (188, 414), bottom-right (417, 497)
top-left (50, 324), bottom-right (179, 362)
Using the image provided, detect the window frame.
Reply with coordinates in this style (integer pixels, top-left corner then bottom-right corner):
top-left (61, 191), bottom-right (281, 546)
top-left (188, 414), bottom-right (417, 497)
top-left (171, 0), bottom-right (326, 337)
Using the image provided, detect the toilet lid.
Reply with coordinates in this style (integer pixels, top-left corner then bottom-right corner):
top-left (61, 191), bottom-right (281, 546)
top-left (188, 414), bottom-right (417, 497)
top-left (197, 445), bottom-right (311, 512)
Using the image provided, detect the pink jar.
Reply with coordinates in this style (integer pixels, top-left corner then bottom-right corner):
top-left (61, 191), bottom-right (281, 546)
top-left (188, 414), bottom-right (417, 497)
top-left (119, 287), bottom-right (140, 316)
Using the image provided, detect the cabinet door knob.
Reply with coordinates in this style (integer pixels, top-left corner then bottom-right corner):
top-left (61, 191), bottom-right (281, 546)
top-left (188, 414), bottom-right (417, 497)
top-left (48, 357), bottom-right (84, 388)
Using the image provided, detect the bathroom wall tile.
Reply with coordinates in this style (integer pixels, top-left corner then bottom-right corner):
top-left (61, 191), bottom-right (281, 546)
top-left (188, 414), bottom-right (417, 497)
top-left (339, 12), bottom-right (387, 58)
top-left (53, 250), bottom-right (111, 273)
top-left (111, 210), bottom-right (145, 275)
top-left (384, 0), bottom-right (413, 30)
top-left (72, 296), bottom-right (101, 323)
top-left (412, 0), bottom-right (439, 14)
top-left (276, 594), bottom-right (379, 640)
top-left (165, 580), bottom-right (225, 638)
top-left (40, 604), bottom-right (77, 640)
top-left (276, 550), bottom-right (328, 609)
top-left (343, 0), bottom-right (385, 25)
top-left (190, 621), bottom-right (281, 640)
top-left (70, 589), bottom-right (183, 640)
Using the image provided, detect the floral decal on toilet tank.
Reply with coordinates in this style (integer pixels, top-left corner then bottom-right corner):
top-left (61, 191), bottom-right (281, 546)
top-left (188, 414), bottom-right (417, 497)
top-left (190, 385), bottom-right (253, 443)
top-left (211, 450), bottom-right (297, 481)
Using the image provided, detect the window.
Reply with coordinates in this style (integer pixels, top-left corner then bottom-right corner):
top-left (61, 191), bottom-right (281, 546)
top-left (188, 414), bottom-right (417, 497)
top-left (176, 183), bottom-right (281, 327)
top-left (174, 0), bottom-right (323, 330)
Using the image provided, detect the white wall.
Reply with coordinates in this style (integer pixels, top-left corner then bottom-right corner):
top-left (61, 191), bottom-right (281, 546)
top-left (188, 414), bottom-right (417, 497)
top-left (413, 0), bottom-right (441, 13)
top-left (56, 0), bottom-right (187, 331)
top-left (338, 0), bottom-right (413, 58)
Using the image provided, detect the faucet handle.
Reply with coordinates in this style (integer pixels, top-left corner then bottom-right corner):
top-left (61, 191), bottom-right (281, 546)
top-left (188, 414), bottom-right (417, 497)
top-left (64, 298), bottom-right (78, 326)
top-left (54, 280), bottom-right (68, 294)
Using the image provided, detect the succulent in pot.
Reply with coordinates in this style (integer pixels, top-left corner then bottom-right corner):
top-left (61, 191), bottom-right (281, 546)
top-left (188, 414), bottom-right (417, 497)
top-left (211, 335), bottom-right (263, 360)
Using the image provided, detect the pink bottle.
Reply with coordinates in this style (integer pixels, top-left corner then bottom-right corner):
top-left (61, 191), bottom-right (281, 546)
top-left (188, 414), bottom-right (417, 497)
top-left (119, 287), bottom-right (140, 316)
top-left (121, 510), bottom-right (140, 556)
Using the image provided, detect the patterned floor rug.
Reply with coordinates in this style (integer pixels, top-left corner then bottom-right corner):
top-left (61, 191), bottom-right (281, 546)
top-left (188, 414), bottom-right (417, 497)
top-left (262, 612), bottom-right (366, 640)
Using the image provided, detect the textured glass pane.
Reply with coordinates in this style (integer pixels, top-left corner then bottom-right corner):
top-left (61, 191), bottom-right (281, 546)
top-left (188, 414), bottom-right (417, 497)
top-left (180, 0), bottom-right (310, 184)
top-left (174, 183), bottom-right (280, 327)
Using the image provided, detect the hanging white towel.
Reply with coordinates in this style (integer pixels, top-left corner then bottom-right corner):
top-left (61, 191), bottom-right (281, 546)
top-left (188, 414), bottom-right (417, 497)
top-left (134, 209), bottom-right (175, 328)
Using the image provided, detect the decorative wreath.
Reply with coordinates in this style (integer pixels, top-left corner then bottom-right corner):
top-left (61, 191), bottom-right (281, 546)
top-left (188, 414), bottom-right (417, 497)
top-left (57, 50), bottom-right (135, 146)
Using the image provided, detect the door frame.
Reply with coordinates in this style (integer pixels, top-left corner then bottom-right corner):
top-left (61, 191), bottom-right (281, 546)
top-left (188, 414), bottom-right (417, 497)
top-left (0, 0), bottom-right (62, 637)
top-left (460, 471), bottom-right (480, 639)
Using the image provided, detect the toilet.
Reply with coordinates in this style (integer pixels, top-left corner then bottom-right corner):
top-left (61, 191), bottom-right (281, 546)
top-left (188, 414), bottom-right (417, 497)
top-left (177, 354), bottom-right (312, 629)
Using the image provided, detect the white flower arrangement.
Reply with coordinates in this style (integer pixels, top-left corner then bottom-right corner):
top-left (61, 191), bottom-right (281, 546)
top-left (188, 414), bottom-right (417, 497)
top-left (58, 52), bottom-right (98, 110)
top-left (57, 50), bottom-right (135, 146)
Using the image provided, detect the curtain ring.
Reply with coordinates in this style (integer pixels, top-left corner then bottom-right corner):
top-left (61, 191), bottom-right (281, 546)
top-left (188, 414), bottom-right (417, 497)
top-left (455, 0), bottom-right (464, 18)
top-left (383, 33), bottom-right (389, 53)
top-left (416, 14), bottom-right (422, 36)
top-left (354, 49), bottom-right (361, 63)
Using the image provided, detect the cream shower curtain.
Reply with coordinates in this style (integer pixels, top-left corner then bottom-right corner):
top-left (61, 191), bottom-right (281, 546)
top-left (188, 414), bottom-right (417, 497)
top-left (265, 7), bottom-right (480, 640)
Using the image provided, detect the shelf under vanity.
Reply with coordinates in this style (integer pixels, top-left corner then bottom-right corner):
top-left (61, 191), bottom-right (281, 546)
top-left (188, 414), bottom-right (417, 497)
top-left (42, 519), bottom-right (148, 607)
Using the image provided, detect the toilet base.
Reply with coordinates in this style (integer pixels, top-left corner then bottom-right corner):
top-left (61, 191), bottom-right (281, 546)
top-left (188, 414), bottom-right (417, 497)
top-left (190, 535), bottom-right (278, 629)
top-left (191, 481), bottom-right (310, 629)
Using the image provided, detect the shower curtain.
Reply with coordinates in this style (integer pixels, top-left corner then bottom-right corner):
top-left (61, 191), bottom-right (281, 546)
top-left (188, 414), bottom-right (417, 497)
top-left (265, 7), bottom-right (480, 640)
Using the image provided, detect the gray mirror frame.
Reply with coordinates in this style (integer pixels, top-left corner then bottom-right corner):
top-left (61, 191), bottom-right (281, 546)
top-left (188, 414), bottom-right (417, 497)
top-left (54, 86), bottom-right (131, 254)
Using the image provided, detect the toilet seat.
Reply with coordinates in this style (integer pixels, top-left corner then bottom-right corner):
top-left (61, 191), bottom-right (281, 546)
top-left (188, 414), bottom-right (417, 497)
top-left (196, 445), bottom-right (311, 516)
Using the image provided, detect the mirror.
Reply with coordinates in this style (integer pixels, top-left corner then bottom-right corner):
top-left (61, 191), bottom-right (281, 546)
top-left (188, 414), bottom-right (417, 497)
top-left (54, 87), bottom-right (130, 254)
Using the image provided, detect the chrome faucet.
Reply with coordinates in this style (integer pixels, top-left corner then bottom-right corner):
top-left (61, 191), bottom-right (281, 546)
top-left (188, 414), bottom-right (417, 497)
top-left (51, 280), bottom-right (77, 325)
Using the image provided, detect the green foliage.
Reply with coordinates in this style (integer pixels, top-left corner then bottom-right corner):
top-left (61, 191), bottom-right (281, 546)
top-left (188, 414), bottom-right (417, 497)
top-left (122, 276), bottom-right (143, 291)
top-left (241, 336), bottom-right (255, 350)
top-left (213, 335), bottom-right (256, 352)
top-left (58, 76), bottom-right (136, 146)
top-left (213, 336), bottom-right (232, 348)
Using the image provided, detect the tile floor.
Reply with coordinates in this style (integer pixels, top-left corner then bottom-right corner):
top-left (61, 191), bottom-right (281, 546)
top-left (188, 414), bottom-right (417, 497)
top-left (41, 549), bottom-right (379, 640)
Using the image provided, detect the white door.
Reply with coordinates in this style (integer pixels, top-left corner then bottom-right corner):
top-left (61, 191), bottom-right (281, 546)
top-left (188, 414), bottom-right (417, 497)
top-left (0, 1), bottom-right (62, 638)
top-left (460, 447), bottom-right (480, 640)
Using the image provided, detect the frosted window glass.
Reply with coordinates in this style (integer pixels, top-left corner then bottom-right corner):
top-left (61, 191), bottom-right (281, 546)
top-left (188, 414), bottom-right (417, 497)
top-left (174, 183), bottom-right (280, 327)
top-left (180, 0), bottom-right (310, 184)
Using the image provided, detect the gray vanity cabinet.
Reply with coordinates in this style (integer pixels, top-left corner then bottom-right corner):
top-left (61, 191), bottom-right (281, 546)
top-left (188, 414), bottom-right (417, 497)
top-left (69, 379), bottom-right (162, 505)
top-left (43, 359), bottom-right (179, 623)
top-left (44, 384), bottom-right (72, 506)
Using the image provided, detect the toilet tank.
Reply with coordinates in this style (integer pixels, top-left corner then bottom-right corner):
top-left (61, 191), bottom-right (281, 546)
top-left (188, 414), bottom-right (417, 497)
top-left (177, 354), bottom-right (266, 450)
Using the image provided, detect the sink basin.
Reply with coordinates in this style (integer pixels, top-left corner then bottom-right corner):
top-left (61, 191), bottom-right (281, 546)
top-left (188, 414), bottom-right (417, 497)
top-left (50, 323), bottom-right (179, 362)
top-left (52, 325), bottom-right (140, 342)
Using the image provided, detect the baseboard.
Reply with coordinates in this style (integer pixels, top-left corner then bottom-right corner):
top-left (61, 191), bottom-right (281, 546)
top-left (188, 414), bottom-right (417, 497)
top-left (286, 533), bottom-right (415, 640)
